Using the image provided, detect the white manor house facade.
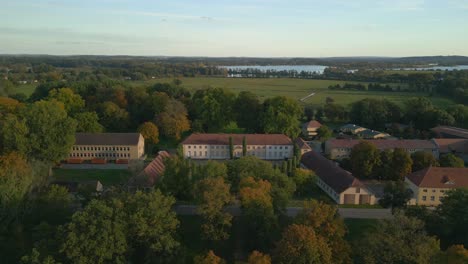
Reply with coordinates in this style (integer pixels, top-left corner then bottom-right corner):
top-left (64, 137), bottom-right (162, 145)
top-left (181, 133), bottom-right (294, 160)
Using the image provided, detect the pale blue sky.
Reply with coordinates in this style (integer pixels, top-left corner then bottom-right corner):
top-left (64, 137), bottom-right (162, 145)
top-left (1, 0), bottom-right (468, 56)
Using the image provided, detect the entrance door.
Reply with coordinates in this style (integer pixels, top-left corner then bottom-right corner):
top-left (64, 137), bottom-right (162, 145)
top-left (343, 194), bottom-right (355, 204)
top-left (359, 195), bottom-right (371, 204)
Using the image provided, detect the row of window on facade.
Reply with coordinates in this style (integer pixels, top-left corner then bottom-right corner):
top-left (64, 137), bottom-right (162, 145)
top-left (72, 146), bottom-right (131, 151)
top-left (422, 189), bottom-right (446, 193)
top-left (187, 145), bottom-right (289, 150)
top-left (422, 195), bottom-right (443, 201)
top-left (186, 151), bottom-right (287, 158)
top-left (317, 179), bottom-right (339, 200)
top-left (70, 152), bottom-right (130, 158)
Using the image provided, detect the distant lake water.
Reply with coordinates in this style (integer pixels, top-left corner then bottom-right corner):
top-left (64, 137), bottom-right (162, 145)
top-left (393, 65), bottom-right (468, 71)
top-left (219, 65), bottom-right (328, 74)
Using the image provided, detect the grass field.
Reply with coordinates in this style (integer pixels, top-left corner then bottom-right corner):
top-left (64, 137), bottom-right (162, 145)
top-left (143, 77), bottom-right (454, 108)
top-left (14, 77), bottom-right (454, 108)
top-left (52, 168), bottom-right (132, 185)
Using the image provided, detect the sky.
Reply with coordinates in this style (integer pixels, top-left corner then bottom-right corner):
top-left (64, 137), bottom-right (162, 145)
top-left (1, 0), bottom-right (468, 57)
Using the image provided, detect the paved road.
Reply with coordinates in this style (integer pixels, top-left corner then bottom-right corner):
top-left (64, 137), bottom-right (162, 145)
top-left (174, 205), bottom-right (392, 219)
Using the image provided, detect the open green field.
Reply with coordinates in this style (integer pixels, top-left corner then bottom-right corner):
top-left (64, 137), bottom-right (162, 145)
top-left (144, 77), bottom-right (454, 108)
top-left (52, 168), bottom-right (132, 185)
top-left (14, 77), bottom-right (454, 108)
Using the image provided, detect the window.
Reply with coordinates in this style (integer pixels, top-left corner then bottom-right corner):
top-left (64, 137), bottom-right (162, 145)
top-left (188, 151), bottom-right (191, 156)
top-left (280, 146), bottom-right (283, 149)
top-left (423, 189), bottom-right (428, 192)
top-left (356, 187), bottom-right (360, 193)
top-left (430, 196), bottom-right (435, 201)
top-left (432, 189), bottom-right (436, 193)
top-left (422, 196), bottom-right (426, 201)
top-left (188, 146), bottom-right (191, 149)
top-left (205, 146), bottom-right (207, 149)
top-left (269, 146), bottom-right (272, 149)
top-left (440, 190), bottom-right (445, 193)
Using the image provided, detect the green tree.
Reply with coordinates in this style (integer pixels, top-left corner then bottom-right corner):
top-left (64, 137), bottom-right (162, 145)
top-left (356, 214), bottom-right (440, 264)
top-left (378, 181), bottom-right (413, 212)
top-left (234, 91), bottom-right (261, 132)
top-left (349, 141), bottom-right (380, 178)
top-left (20, 248), bottom-right (58, 264)
top-left (0, 113), bottom-right (29, 155)
top-left (32, 184), bottom-right (73, 226)
top-left (59, 199), bottom-right (128, 264)
top-left (1, 101), bottom-right (77, 162)
top-left (194, 177), bottom-right (233, 241)
top-left (98, 101), bottom-right (129, 132)
top-left (191, 87), bottom-right (235, 132)
top-left (435, 189), bottom-right (468, 248)
top-left (439, 154), bottom-right (464, 168)
top-left (292, 169), bottom-right (316, 197)
top-left (0, 152), bottom-right (33, 225)
top-left (74, 112), bottom-right (104, 133)
top-left (316, 125), bottom-right (332, 141)
top-left (138, 122), bottom-right (159, 145)
top-left (160, 156), bottom-right (193, 200)
top-left (412, 151), bottom-right (439, 171)
top-left (295, 200), bottom-right (351, 264)
top-left (389, 148), bottom-right (413, 181)
top-left (46, 88), bottom-right (85, 116)
top-left (350, 99), bottom-right (401, 130)
top-left (239, 177), bottom-right (278, 251)
top-left (261, 96), bottom-right (303, 138)
top-left (155, 99), bottom-right (190, 140)
top-left (122, 190), bottom-right (180, 262)
top-left (192, 161), bottom-right (228, 182)
top-left (273, 224), bottom-right (332, 264)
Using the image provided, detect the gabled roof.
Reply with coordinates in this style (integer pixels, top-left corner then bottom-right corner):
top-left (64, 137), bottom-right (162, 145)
top-left (294, 138), bottom-right (312, 150)
top-left (75, 133), bottom-right (142, 146)
top-left (326, 139), bottom-right (437, 150)
top-left (181, 133), bottom-right (293, 145)
top-left (406, 167), bottom-right (468, 188)
top-left (301, 151), bottom-right (363, 193)
top-left (431, 126), bottom-right (468, 139)
top-left (303, 120), bottom-right (322, 129)
top-left (433, 138), bottom-right (468, 153)
top-left (143, 151), bottom-right (171, 186)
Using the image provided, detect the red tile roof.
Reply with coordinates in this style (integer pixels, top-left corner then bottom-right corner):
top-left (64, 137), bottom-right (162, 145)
top-left (433, 138), bottom-right (468, 153)
top-left (75, 133), bottom-right (142, 146)
top-left (294, 138), bottom-right (312, 150)
top-left (327, 139), bottom-right (437, 150)
top-left (304, 120), bottom-right (322, 129)
top-left (406, 167), bottom-right (468, 188)
top-left (143, 151), bottom-right (171, 186)
top-left (431, 126), bottom-right (468, 139)
top-left (181, 133), bottom-right (293, 145)
top-left (301, 151), bottom-right (363, 193)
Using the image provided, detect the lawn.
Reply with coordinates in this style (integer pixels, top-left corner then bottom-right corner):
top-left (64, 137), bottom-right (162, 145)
top-left (52, 168), bottom-right (132, 185)
top-left (136, 77), bottom-right (454, 108)
top-left (344, 218), bottom-right (379, 243)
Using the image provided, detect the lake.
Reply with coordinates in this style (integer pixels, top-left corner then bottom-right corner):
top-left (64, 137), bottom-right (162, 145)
top-left (219, 65), bottom-right (328, 74)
